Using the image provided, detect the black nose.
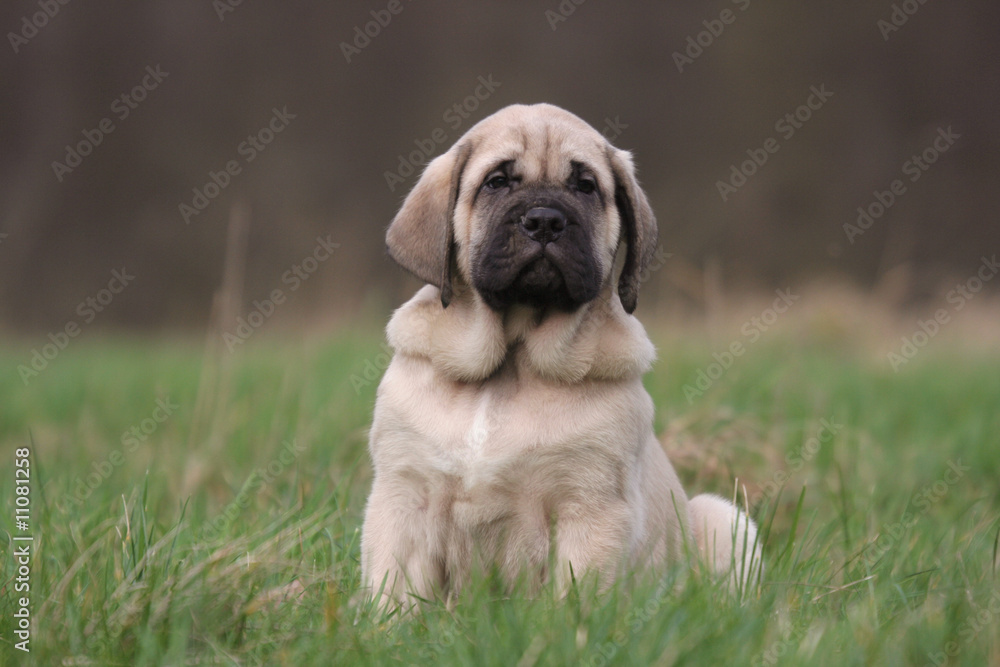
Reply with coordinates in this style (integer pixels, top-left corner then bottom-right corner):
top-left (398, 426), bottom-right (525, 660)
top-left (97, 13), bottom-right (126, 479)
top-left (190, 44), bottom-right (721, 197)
top-left (520, 207), bottom-right (567, 245)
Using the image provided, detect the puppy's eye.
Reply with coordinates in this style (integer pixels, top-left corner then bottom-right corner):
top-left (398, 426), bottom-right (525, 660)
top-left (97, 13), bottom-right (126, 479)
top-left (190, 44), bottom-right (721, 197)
top-left (485, 174), bottom-right (509, 190)
top-left (576, 178), bottom-right (597, 195)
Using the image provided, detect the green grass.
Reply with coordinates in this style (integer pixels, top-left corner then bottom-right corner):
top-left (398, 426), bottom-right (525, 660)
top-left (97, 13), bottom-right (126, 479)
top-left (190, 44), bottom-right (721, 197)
top-left (1, 326), bottom-right (999, 666)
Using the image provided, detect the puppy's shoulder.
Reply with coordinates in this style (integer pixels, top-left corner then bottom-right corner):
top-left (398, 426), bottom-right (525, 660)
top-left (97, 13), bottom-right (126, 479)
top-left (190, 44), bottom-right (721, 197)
top-left (522, 294), bottom-right (655, 383)
top-left (386, 285), bottom-right (507, 382)
top-left (588, 299), bottom-right (657, 380)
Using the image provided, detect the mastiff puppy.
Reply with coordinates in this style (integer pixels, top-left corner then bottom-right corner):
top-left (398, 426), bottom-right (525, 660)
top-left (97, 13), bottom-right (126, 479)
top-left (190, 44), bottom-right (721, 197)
top-left (361, 103), bottom-right (760, 608)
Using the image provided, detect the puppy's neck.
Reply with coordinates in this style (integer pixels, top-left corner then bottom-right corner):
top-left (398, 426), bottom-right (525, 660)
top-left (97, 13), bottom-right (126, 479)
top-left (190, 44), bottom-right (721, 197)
top-left (386, 284), bottom-right (655, 384)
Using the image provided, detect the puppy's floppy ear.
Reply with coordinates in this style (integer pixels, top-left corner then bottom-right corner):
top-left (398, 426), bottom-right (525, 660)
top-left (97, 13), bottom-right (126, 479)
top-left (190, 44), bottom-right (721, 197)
top-left (386, 142), bottom-right (472, 307)
top-left (608, 147), bottom-right (658, 314)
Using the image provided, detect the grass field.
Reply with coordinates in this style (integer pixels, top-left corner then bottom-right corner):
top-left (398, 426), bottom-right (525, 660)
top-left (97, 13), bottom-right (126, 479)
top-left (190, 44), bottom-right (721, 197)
top-left (1, 315), bottom-right (999, 666)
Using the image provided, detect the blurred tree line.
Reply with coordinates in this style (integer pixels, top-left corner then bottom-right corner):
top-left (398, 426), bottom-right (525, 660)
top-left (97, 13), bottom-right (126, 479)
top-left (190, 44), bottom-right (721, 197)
top-left (1, 0), bottom-right (997, 332)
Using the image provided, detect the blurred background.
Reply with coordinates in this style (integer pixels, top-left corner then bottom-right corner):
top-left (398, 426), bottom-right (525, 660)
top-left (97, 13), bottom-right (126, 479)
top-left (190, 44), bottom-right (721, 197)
top-left (2, 0), bottom-right (998, 335)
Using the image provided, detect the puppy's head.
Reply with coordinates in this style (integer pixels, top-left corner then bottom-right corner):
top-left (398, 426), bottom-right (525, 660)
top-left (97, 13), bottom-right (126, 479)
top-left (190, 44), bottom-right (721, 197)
top-left (387, 103), bottom-right (657, 314)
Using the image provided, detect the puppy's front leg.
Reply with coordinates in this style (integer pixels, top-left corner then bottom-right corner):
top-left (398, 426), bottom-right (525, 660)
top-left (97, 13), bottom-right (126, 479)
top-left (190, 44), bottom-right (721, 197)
top-left (552, 500), bottom-right (633, 594)
top-left (360, 477), bottom-right (441, 610)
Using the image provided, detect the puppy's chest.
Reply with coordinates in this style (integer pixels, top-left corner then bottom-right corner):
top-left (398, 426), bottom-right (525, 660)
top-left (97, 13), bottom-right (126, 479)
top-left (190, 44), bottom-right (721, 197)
top-left (417, 386), bottom-right (575, 482)
top-left (386, 370), bottom-right (623, 490)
